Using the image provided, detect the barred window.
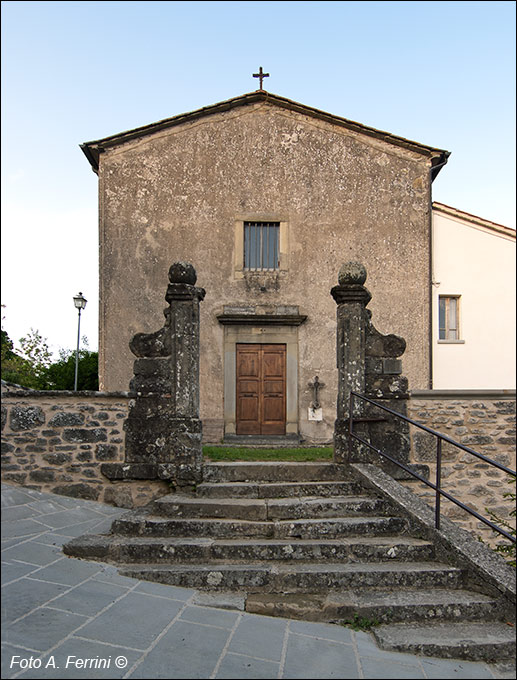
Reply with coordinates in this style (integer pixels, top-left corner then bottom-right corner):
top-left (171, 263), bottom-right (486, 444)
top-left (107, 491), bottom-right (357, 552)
top-left (244, 222), bottom-right (280, 270)
top-left (439, 295), bottom-right (460, 340)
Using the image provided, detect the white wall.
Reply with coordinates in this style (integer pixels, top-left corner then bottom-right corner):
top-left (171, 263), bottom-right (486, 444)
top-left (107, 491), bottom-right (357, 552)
top-left (432, 208), bottom-right (516, 389)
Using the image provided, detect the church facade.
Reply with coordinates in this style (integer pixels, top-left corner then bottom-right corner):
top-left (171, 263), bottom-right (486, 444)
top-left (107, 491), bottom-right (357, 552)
top-left (82, 90), bottom-right (450, 444)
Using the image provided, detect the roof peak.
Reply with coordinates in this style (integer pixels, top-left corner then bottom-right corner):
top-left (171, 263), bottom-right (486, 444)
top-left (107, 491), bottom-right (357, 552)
top-left (81, 90), bottom-right (449, 177)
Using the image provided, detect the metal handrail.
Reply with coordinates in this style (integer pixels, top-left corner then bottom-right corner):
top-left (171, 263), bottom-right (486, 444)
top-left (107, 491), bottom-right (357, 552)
top-left (348, 391), bottom-right (516, 542)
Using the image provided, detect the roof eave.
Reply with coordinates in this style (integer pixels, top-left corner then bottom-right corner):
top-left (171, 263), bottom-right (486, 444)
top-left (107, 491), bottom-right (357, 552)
top-left (80, 142), bottom-right (100, 174)
top-left (81, 91), bottom-right (450, 173)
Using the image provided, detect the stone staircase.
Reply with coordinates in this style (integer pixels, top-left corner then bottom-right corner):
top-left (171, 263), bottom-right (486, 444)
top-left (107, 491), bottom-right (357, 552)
top-left (64, 461), bottom-right (516, 663)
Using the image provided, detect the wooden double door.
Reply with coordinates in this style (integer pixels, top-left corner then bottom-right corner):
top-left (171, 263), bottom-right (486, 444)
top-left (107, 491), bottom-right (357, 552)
top-left (236, 344), bottom-right (286, 435)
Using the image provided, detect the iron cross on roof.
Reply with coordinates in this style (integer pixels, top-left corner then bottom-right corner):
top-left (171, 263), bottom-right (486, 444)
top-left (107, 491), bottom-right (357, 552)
top-left (253, 67), bottom-right (269, 90)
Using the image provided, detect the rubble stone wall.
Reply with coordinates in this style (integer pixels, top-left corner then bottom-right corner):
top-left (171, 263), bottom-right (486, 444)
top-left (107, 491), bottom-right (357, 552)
top-left (406, 391), bottom-right (516, 547)
top-left (1, 388), bottom-right (169, 507)
top-left (2, 386), bottom-right (515, 537)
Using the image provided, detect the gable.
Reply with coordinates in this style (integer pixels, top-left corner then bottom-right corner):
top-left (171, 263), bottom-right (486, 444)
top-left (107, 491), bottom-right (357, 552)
top-left (92, 102), bottom-right (436, 243)
top-left (81, 91), bottom-right (449, 179)
top-left (433, 202), bottom-right (515, 241)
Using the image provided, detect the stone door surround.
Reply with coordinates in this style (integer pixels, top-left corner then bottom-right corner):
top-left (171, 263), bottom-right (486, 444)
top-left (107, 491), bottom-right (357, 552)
top-left (218, 305), bottom-right (306, 438)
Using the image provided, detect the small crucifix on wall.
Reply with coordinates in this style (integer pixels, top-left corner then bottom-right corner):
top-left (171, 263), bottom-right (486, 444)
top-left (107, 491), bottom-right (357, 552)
top-left (308, 375), bottom-right (325, 410)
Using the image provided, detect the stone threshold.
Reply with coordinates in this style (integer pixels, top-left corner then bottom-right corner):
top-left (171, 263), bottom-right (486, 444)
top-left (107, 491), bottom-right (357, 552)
top-left (222, 434), bottom-right (302, 447)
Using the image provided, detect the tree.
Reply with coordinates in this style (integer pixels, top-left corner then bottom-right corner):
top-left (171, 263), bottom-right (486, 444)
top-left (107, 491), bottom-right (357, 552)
top-left (18, 328), bottom-right (53, 384)
top-left (43, 348), bottom-right (99, 390)
top-left (1, 307), bottom-right (98, 390)
top-left (1, 327), bottom-right (43, 388)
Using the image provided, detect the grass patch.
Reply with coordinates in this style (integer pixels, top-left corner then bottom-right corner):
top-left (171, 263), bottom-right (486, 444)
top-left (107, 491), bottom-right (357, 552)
top-left (203, 446), bottom-right (333, 461)
top-left (342, 614), bottom-right (380, 632)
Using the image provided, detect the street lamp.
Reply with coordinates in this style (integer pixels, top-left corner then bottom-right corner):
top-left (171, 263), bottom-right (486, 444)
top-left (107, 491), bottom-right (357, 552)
top-left (73, 292), bottom-right (87, 391)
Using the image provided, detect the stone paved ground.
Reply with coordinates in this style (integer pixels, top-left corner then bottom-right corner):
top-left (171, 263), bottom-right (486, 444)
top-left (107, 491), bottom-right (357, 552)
top-left (2, 483), bottom-right (515, 679)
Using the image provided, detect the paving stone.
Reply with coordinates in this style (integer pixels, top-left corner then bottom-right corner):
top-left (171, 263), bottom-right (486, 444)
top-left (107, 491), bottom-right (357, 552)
top-left (283, 631), bottom-right (359, 679)
top-left (130, 620), bottom-right (230, 678)
top-left (2, 643), bottom-right (40, 678)
top-left (91, 566), bottom-right (138, 588)
top-left (37, 494), bottom-right (99, 510)
top-left (132, 580), bottom-right (196, 601)
top-left (1, 540), bottom-right (62, 566)
top-left (1, 536), bottom-right (31, 549)
top-left (1, 487), bottom-right (37, 508)
top-left (27, 499), bottom-right (77, 514)
top-left (11, 638), bottom-right (143, 679)
top-left (30, 557), bottom-right (103, 586)
top-left (228, 614), bottom-right (288, 661)
top-left (1, 518), bottom-right (49, 539)
top-left (359, 657), bottom-right (425, 679)
top-left (289, 619), bottom-right (354, 643)
top-left (78, 591), bottom-right (183, 649)
top-left (34, 508), bottom-right (106, 530)
top-left (1, 560), bottom-right (40, 585)
top-left (51, 579), bottom-right (130, 617)
top-left (1, 505), bottom-right (43, 521)
top-left (179, 605), bottom-right (240, 629)
top-left (50, 520), bottom-right (109, 538)
top-left (4, 606), bottom-right (88, 652)
top-left (35, 533), bottom-right (77, 547)
top-left (215, 651), bottom-right (280, 679)
top-left (1, 577), bottom-right (69, 624)
top-left (82, 517), bottom-right (120, 534)
top-left (95, 505), bottom-right (128, 517)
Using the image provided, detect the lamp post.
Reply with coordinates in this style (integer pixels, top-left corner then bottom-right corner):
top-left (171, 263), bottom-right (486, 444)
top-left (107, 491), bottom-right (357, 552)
top-left (73, 292), bottom-right (87, 391)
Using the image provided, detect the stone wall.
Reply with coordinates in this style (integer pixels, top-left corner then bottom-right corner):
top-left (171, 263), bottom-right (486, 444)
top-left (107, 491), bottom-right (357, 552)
top-left (406, 391), bottom-right (516, 547)
top-left (2, 385), bottom-right (515, 541)
top-left (1, 386), bottom-right (169, 507)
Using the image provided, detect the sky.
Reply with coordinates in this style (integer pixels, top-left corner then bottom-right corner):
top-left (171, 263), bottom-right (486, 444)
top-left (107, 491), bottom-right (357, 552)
top-left (1, 0), bottom-right (515, 359)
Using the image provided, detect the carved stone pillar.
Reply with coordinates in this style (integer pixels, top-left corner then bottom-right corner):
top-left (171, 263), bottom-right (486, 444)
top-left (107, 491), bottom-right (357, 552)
top-left (123, 262), bottom-right (205, 487)
top-left (331, 262), bottom-right (421, 477)
top-left (331, 263), bottom-right (372, 463)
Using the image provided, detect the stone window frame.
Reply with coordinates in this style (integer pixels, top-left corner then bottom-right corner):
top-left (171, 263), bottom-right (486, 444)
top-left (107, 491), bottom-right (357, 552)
top-left (243, 221), bottom-right (280, 271)
top-left (233, 215), bottom-right (289, 280)
top-left (438, 294), bottom-right (465, 344)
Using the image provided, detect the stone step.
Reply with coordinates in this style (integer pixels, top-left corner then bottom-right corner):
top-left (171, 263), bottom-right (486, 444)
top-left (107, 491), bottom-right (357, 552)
top-left (110, 511), bottom-right (409, 539)
top-left (118, 561), bottom-right (465, 593)
top-left (64, 535), bottom-right (435, 564)
top-left (245, 587), bottom-right (501, 624)
top-left (372, 621), bottom-right (516, 662)
top-left (152, 494), bottom-right (388, 521)
top-left (196, 480), bottom-right (363, 499)
top-left (202, 462), bottom-right (350, 483)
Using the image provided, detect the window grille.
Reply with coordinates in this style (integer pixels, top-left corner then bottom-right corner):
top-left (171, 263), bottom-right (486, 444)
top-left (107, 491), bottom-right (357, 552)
top-left (244, 222), bottom-right (280, 270)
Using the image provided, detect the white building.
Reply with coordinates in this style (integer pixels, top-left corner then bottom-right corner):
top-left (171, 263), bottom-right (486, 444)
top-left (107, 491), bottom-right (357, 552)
top-left (431, 202), bottom-right (516, 390)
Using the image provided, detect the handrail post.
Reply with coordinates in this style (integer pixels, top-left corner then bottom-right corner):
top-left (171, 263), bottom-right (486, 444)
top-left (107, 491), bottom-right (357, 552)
top-left (435, 438), bottom-right (442, 530)
top-left (348, 392), bottom-right (354, 456)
